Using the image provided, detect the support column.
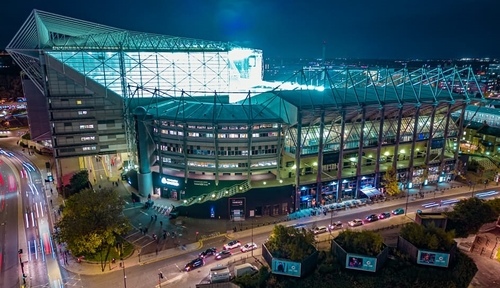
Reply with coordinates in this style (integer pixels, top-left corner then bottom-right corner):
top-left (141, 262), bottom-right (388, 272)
top-left (316, 110), bottom-right (325, 204)
top-left (355, 108), bottom-right (366, 199)
top-left (182, 123), bottom-right (189, 186)
top-left (336, 110), bottom-right (346, 200)
top-left (374, 107), bottom-right (385, 187)
top-left (247, 124), bottom-right (253, 182)
top-left (393, 107), bottom-right (403, 169)
top-left (439, 104), bottom-right (452, 172)
top-left (407, 106), bottom-right (421, 184)
top-left (294, 112), bottom-right (302, 212)
top-left (276, 124), bottom-right (283, 182)
top-left (214, 126), bottom-right (219, 186)
top-left (425, 104), bottom-right (438, 166)
top-left (133, 107), bottom-right (153, 197)
top-left (454, 103), bottom-right (467, 163)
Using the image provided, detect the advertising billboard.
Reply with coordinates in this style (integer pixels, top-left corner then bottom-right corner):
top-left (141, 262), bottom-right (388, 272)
top-left (345, 254), bottom-right (377, 272)
top-left (417, 250), bottom-right (450, 267)
top-left (271, 259), bottom-right (301, 277)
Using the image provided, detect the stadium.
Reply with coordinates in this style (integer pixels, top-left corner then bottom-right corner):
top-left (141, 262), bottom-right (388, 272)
top-left (6, 10), bottom-right (483, 218)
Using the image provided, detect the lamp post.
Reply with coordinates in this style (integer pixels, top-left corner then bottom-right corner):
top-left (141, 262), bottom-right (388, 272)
top-left (471, 181), bottom-right (476, 198)
top-left (405, 183), bottom-right (410, 216)
top-left (121, 258), bottom-right (127, 288)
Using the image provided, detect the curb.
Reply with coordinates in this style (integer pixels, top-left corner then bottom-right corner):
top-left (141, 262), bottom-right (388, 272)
top-left (139, 240), bottom-right (203, 266)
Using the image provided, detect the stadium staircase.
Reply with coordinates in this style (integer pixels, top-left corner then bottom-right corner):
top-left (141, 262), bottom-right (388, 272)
top-left (181, 181), bottom-right (252, 206)
top-left (475, 157), bottom-right (498, 171)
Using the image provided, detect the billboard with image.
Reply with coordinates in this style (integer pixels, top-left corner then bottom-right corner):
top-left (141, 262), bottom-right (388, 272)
top-left (345, 254), bottom-right (377, 272)
top-left (417, 250), bottom-right (450, 267)
top-left (271, 259), bottom-right (301, 277)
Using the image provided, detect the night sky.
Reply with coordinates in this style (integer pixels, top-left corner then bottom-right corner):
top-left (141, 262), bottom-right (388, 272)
top-left (1, 0), bottom-right (499, 59)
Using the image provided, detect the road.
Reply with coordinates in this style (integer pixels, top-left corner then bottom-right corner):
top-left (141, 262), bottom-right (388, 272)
top-left (0, 154), bottom-right (22, 288)
top-left (0, 139), bottom-right (83, 288)
top-left (73, 187), bottom-right (500, 288)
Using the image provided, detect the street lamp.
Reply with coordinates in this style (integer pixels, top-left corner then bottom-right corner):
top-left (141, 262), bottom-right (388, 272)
top-left (251, 218), bottom-right (254, 257)
top-left (471, 181), bottom-right (476, 198)
top-left (121, 258), bottom-right (127, 288)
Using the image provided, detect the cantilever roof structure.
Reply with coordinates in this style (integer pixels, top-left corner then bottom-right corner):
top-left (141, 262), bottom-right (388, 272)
top-left (6, 9), bottom-right (246, 93)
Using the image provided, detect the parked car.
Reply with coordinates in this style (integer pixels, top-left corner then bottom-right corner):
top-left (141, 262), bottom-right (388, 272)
top-left (185, 258), bottom-right (204, 271)
top-left (378, 212), bottom-right (391, 219)
top-left (328, 221), bottom-right (343, 231)
top-left (240, 242), bottom-right (258, 252)
top-left (365, 214), bottom-right (379, 222)
top-left (348, 219), bottom-right (363, 227)
top-left (199, 247), bottom-right (217, 258)
top-left (215, 250), bottom-right (232, 260)
top-left (312, 226), bottom-right (328, 235)
top-left (392, 208), bottom-right (405, 215)
top-left (224, 240), bottom-right (241, 250)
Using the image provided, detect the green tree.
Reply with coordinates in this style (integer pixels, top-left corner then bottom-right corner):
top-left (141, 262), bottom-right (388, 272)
top-left (335, 230), bottom-right (384, 256)
top-left (446, 197), bottom-right (497, 237)
top-left (68, 170), bottom-right (90, 196)
top-left (400, 222), bottom-right (455, 250)
top-left (383, 165), bottom-right (400, 196)
top-left (266, 225), bottom-right (316, 261)
top-left (485, 198), bottom-right (500, 216)
top-left (55, 188), bottom-right (131, 272)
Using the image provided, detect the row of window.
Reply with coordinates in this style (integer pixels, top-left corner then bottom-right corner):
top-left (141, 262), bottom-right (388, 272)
top-left (159, 129), bottom-right (278, 138)
top-left (159, 121), bottom-right (278, 130)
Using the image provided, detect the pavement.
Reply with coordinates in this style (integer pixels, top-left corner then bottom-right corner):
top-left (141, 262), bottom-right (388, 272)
top-left (3, 136), bottom-right (499, 276)
top-left (58, 179), bottom-right (491, 275)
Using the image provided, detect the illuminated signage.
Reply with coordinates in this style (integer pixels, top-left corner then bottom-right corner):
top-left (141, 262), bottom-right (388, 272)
top-left (161, 177), bottom-right (179, 187)
top-left (345, 254), bottom-right (377, 272)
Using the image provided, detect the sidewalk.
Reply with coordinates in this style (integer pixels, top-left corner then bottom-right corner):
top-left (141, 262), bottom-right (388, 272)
top-left (61, 178), bottom-right (498, 275)
top-left (4, 136), bottom-right (496, 276)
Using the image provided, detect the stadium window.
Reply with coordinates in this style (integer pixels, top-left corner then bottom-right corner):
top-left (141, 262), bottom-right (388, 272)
top-left (79, 124), bottom-right (94, 129)
top-left (81, 136), bottom-right (95, 141)
top-left (78, 111), bottom-right (87, 115)
top-left (76, 100), bottom-right (82, 105)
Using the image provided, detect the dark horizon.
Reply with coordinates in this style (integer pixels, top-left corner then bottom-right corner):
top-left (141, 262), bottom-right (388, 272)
top-left (1, 0), bottom-right (500, 59)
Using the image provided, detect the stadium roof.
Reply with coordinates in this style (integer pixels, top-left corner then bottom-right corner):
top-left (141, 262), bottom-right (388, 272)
top-left (144, 98), bottom-right (285, 124)
top-left (6, 10), bottom-right (243, 52)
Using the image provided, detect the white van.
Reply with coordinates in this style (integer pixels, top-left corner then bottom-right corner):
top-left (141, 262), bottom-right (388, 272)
top-left (210, 265), bottom-right (231, 283)
top-left (234, 263), bottom-right (258, 277)
top-left (312, 226), bottom-right (328, 235)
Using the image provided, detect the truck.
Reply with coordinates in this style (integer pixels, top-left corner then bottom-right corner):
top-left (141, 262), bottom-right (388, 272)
top-left (209, 265), bottom-right (231, 283)
top-left (234, 263), bottom-right (258, 278)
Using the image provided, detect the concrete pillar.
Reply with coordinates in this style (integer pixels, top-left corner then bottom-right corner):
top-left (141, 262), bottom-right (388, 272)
top-left (336, 110), bottom-right (346, 200)
top-left (294, 111), bottom-right (302, 211)
top-left (316, 110), bottom-right (325, 204)
top-left (355, 108), bottom-right (366, 199)
top-left (374, 107), bottom-right (385, 187)
top-left (133, 106), bottom-right (153, 197)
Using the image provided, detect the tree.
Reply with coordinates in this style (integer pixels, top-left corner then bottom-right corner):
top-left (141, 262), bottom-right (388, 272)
top-left (55, 188), bottom-right (131, 272)
top-left (335, 230), bottom-right (384, 257)
top-left (383, 166), bottom-right (400, 196)
top-left (446, 197), bottom-right (497, 237)
top-left (485, 198), bottom-right (500, 216)
top-left (68, 170), bottom-right (91, 196)
top-left (400, 222), bottom-right (455, 251)
top-left (266, 225), bottom-right (316, 262)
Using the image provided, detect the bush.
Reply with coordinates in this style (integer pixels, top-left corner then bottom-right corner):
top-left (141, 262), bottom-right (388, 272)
top-left (400, 222), bottom-right (455, 251)
top-left (335, 230), bottom-right (384, 256)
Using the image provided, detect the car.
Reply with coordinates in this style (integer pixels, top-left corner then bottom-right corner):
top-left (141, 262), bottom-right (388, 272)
top-left (224, 240), bottom-right (241, 250)
top-left (199, 247), bottom-right (217, 258)
top-left (215, 250), bottom-right (232, 260)
top-left (240, 242), bottom-right (258, 252)
top-left (378, 212), bottom-right (391, 219)
top-left (365, 214), bottom-right (378, 222)
top-left (328, 221), bottom-right (343, 231)
top-left (392, 208), bottom-right (405, 215)
top-left (185, 258), bottom-right (204, 271)
top-left (312, 226), bottom-right (328, 235)
top-left (348, 219), bottom-right (363, 227)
